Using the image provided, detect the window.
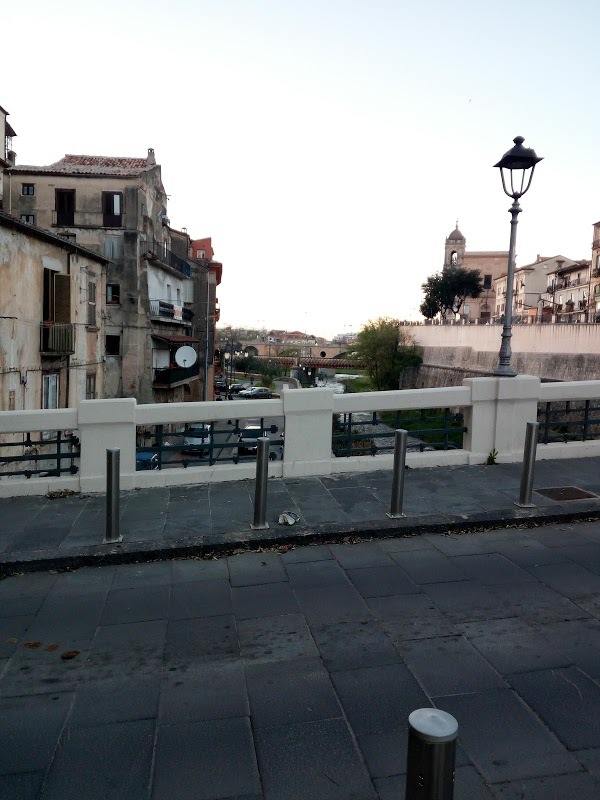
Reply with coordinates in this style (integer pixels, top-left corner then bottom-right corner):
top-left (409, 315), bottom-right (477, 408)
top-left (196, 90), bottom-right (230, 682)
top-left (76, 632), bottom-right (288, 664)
top-left (85, 373), bottom-right (96, 400)
top-left (102, 192), bottom-right (123, 227)
top-left (20, 214), bottom-right (35, 224)
top-left (21, 183), bottom-right (35, 196)
top-left (56, 189), bottom-right (75, 226)
top-left (106, 284), bottom-right (120, 304)
top-left (105, 334), bottom-right (120, 356)
top-left (87, 281), bottom-right (97, 327)
top-left (42, 373), bottom-right (59, 409)
top-left (176, 287), bottom-right (181, 304)
top-left (103, 235), bottom-right (123, 261)
top-left (166, 284), bottom-right (172, 301)
top-left (483, 274), bottom-right (492, 290)
top-left (196, 249), bottom-right (205, 259)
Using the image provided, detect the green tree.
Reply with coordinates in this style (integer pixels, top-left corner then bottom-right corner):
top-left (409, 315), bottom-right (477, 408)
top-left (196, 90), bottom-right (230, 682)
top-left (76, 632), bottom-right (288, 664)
top-left (420, 268), bottom-right (483, 319)
top-left (349, 317), bottom-right (422, 391)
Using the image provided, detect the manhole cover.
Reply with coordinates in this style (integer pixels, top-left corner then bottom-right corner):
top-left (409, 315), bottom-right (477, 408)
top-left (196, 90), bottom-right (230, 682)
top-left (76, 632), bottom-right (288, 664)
top-left (535, 486), bottom-right (599, 501)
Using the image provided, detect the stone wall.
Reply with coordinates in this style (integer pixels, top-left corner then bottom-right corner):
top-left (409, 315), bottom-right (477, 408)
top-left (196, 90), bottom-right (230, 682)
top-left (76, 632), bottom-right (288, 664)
top-left (403, 323), bottom-right (600, 384)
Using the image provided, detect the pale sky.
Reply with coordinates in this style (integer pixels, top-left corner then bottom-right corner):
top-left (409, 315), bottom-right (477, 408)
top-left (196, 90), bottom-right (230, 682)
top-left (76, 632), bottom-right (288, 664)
top-left (4, 0), bottom-right (600, 339)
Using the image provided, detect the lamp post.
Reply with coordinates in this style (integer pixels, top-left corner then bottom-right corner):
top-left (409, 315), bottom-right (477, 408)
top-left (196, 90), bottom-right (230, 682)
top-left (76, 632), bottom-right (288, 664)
top-left (494, 136), bottom-right (543, 376)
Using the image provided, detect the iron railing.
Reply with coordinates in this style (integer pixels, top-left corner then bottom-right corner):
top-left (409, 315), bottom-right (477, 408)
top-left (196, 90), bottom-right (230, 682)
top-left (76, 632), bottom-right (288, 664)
top-left (153, 365), bottom-right (199, 386)
top-left (538, 400), bottom-right (600, 444)
top-left (143, 240), bottom-right (192, 277)
top-left (136, 420), bottom-right (284, 470)
top-left (40, 323), bottom-right (75, 354)
top-left (332, 408), bottom-right (467, 457)
top-left (149, 299), bottom-right (194, 322)
top-left (0, 431), bottom-right (80, 479)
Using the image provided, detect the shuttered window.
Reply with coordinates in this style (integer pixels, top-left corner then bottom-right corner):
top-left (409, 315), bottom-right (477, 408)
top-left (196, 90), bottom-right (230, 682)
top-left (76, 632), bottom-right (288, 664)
top-left (87, 281), bottom-right (97, 327)
top-left (102, 192), bottom-right (123, 227)
top-left (53, 274), bottom-right (71, 324)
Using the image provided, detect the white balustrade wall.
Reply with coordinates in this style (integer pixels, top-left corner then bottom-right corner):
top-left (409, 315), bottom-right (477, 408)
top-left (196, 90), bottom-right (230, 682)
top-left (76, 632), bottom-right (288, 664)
top-left (1, 375), bottom-right (600, 497)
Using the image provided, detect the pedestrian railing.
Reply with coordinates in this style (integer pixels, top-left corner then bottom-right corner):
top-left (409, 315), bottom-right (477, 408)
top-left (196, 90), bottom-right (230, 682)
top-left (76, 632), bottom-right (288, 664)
top-left (3, 376), bottom-right (600, 496)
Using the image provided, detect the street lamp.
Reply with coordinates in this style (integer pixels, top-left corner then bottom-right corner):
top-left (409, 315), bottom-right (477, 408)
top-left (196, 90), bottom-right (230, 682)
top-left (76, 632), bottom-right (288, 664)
top-left (494, 136), bottom-right (543, 376)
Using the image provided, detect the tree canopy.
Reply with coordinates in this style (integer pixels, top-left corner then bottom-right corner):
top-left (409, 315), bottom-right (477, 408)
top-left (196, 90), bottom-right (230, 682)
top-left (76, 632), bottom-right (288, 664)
top-left (420, 268), bottom-right (483, 319)
top-left (349, 317), bottom-right (422, 391)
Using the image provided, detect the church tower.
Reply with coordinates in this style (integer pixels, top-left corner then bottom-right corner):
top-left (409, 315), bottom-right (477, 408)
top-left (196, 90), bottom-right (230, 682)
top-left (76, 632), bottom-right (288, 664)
top-left (444, 223), bottom-right (466, 269)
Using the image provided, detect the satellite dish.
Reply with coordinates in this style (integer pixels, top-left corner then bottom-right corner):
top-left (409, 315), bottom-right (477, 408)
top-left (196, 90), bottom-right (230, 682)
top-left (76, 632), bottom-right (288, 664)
top-left (174, 346), bottom-right (197, 368)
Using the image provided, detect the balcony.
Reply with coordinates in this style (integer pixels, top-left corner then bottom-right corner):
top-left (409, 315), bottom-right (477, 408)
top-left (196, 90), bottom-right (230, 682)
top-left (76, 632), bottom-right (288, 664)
top-left (153, 364), bottom-right (199, 387)
top-left (143, 240), bottom-right (192, 277)
top-left (51, 210), bottom-right (126, 229)
top-left (40, 323), bottom-right (75, 355)
top-left (149, 300), bottom-right (193, 324)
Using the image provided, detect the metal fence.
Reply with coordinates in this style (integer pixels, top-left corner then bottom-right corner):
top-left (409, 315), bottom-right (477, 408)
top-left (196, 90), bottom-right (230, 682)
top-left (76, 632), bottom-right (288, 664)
top-left (538, 399), bottom-right (600, 444)
top-left (135, 419), bottom-right (284, 470)
top-left (0, 430), bottom-right (80, 479)
top-left (332, 408), bottom-right (467, 458)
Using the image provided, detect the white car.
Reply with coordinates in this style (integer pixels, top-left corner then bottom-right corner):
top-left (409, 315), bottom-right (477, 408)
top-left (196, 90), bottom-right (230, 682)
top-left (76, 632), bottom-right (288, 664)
top-left (182, 423), bottom-right (212, 455)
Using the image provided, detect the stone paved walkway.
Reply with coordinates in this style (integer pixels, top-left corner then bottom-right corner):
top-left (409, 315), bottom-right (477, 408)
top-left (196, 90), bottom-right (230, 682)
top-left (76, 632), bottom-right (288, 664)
top-left (3, 458), bottom-right (600, 797)
top-left (2, 521), bottom-right (600, 798)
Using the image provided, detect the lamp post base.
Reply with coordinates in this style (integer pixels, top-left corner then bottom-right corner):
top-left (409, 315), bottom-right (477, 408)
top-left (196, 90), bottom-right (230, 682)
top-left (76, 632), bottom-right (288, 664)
top-left (494, 365), bottom-right (517, 377)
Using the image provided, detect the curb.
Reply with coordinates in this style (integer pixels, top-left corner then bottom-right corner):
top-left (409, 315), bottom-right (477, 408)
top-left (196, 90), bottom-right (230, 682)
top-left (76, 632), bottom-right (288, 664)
top-left (2, 500), bottom-right (600, 577)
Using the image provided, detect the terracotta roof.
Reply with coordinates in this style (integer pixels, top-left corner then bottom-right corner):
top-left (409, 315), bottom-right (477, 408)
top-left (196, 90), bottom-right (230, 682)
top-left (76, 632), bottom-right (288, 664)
top-left (10, 154), bottom-right (152, 176)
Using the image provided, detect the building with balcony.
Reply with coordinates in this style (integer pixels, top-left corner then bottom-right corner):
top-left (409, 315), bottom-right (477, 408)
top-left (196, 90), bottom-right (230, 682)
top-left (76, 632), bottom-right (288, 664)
top-left (494, 255), bottom-right (569, 322)
top-left (589, 221), bottom-right (600, 321)
top-left (442, 225), bottom-right (508, 322)
top-left (0, 211), bottom-right (107, 411)
top-left (4, 149), bottom-right (212, 403)
top-left (540, 257), bottom-right (590, 323)
top-left (0, 104), bottom-right (16, 209)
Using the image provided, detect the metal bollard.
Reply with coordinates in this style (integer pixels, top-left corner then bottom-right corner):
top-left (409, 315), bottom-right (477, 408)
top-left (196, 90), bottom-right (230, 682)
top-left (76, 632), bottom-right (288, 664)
top-left (104, 448), bottom-right (123, 544)
top-left (387, 429), bottom-right (408, 518)
top-left (406, 708), bottom-right (458, 800)
top-left (516, 421), bottom-right (539, 508)
top-left (251, 437), bottom-right (270, 530)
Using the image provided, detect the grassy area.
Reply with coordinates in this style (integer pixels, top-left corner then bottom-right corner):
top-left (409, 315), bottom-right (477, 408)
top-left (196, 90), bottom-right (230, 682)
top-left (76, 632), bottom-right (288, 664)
top-left (336, 375), bottom-right (372, 393)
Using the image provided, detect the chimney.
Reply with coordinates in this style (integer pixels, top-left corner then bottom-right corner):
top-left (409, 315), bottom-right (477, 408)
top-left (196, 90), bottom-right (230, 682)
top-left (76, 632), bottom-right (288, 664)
top-left (146, 147), bottom-right (156, 166)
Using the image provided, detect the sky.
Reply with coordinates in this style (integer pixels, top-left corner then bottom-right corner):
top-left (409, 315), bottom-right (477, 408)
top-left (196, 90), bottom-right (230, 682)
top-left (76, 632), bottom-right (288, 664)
top-left (4, 0), bottom-right (600, 339)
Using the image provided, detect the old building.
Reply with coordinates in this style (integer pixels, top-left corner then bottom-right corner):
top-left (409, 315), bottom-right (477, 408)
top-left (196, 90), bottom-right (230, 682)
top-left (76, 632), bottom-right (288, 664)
top-left (541, 258), bottom-right (590, 322)
top-left (5, 150), bottom-right (214, 403)
top-left (0, 212), bottom-right (107, 411)
top-left (191, 237), bottom-right (222, 400)
top-left (589, 221), bottom-right (600, 321)
top-left (0, 104), bottom-right (16, 209)
top-left (443, 225), bottom-right (509, 322)
top-left (493, 255), bottom-right (572, 322)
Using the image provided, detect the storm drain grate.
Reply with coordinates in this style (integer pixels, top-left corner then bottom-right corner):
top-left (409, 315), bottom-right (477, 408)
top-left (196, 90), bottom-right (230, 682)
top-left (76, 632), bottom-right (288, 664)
top-left (535, 486), bottom-right (599, 502)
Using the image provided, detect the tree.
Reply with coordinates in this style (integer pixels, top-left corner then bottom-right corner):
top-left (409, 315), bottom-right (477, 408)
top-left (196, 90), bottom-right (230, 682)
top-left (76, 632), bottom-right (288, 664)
top-left (349, 317), bottom-right (422, 391)
top-left (420, 268), bottom-right (483, 319)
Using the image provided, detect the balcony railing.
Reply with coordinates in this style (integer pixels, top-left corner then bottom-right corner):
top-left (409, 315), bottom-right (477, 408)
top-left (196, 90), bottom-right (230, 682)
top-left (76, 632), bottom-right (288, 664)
top-left (40, 323), bottom-right (75, 354)
top-left (51, 210), bottom-right (126, 229)
top-left (143, 240), bottom-right (192, 277)
top-left (149, 299), bottom-right (194, 323)
top-left (153, 365), bottom-right (199, 386)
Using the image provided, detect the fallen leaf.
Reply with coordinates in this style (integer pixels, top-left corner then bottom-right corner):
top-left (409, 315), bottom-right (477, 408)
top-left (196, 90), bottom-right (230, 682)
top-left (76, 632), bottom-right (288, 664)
top-left (45, 644), bottom-right (60, 652)
top-left (60, 650), bottom-right (80, 660)
top-left (23, 641), bottom-right (42, 649)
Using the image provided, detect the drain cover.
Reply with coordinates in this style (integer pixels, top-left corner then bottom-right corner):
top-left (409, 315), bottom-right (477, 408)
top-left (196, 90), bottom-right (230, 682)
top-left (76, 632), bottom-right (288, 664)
top-left (535, 486), bottom-right (599, 501)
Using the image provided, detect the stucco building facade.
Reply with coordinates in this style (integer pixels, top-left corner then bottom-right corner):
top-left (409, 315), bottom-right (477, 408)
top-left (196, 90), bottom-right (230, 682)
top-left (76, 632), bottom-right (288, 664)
top-left (0, 212), bottom-right (107, 412)
top-left (443, 225), bottom-right (509, 322)
top-left (5, 151), bottom-right (215, 403)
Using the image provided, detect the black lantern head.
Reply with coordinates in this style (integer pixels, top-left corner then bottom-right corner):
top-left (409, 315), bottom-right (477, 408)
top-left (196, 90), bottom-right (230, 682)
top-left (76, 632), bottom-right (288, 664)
top-left (494, 136), bottom-right (543, 199)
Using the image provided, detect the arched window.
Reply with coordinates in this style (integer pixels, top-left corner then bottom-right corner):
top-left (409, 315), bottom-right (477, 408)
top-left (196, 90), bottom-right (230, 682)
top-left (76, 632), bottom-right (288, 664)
top-left (451, 251), bottom-right (458, 266)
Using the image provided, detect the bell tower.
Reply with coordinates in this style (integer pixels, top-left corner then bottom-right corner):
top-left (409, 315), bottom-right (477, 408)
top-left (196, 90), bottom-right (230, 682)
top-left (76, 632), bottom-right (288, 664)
top-left (444, 222), bottom-right (466, 269)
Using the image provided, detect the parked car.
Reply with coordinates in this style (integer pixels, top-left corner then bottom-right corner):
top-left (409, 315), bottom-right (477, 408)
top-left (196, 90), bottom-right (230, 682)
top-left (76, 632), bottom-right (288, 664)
top-left (237, 423), bottom-right (263, 455)
top-left (214, 376), bottom-right (228, 391)
top-left (229, 383), bottom-right (247, 395)
top-left (238, 387), bottom-right (272, 399)
top-left (182, 423), bottom-right (213, 455)
top-left (136, 451), bottom-right (159, 470)
top-left (237, 421), bottom-right (280, 459)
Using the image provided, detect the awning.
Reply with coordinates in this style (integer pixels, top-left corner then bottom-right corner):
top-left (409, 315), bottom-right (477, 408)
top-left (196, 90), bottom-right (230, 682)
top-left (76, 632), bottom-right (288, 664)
top-left (151, 334), bottom-right (201, 346)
